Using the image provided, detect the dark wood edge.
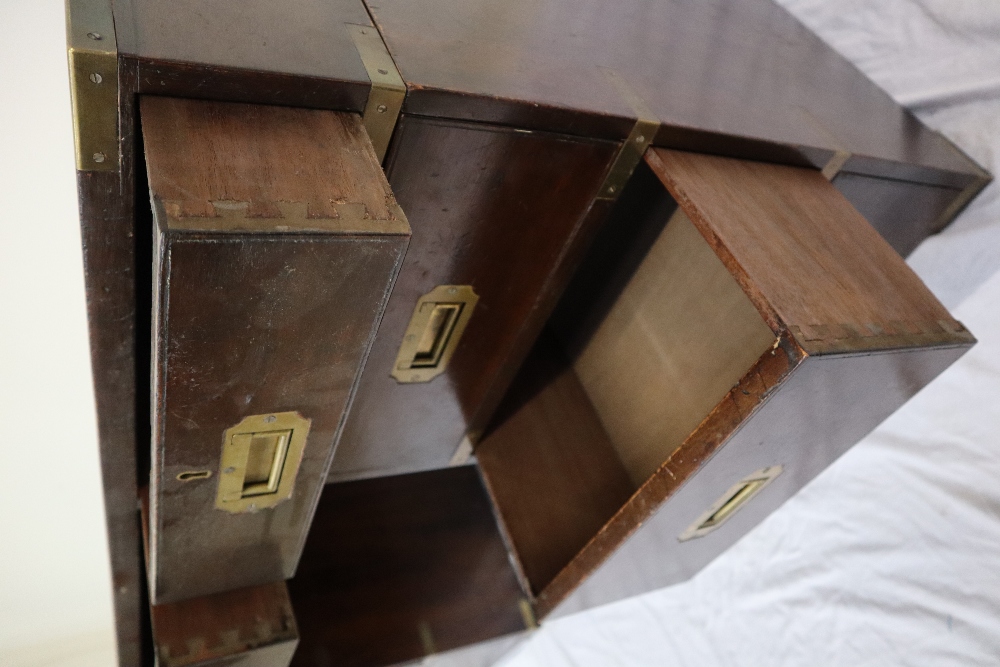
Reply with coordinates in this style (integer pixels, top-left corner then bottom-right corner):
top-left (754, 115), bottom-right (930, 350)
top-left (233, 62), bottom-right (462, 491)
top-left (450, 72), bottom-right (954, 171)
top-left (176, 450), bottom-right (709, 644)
top-left (475, 466), bottom-right (536, 601)
top-left (791, 321), bottom-right (976, 355)
top-left (644, 148), bottom-right (786, 334)
top-left (130, 55), bottom-right (371, 114)
top-left (401, 86), bottom-right (635, 142)
top-left (654, 124), bottom-right (830, 171)
top-left (534, 334), bottom-right (804, 617)
top-left (403, 89), bottom-right (986, 191)
top-left (466, 199), bottom-right (617, 445)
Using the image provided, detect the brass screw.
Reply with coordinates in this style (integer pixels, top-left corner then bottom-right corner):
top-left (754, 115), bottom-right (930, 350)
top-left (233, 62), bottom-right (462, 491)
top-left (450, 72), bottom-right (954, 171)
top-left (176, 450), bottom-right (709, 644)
top-left (378, 68), bottom-right (388, 75)
top-left (89, 72), bottom-right (102, 84)
top-left (92, 152), bottom-right (106, 163)
top-left (636, 135), bottom-right (645, 143)
top-left (376, 104), bottom-right (388, 113)
top-left (87, 32), bottom-right (102, 40)
top-left (264, 415), bottom-right (277, 423)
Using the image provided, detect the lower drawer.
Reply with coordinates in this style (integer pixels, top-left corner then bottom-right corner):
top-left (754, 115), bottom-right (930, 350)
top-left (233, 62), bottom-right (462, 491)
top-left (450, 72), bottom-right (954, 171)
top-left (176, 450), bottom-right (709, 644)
top-left (476, 148), bottom-right (973, 618)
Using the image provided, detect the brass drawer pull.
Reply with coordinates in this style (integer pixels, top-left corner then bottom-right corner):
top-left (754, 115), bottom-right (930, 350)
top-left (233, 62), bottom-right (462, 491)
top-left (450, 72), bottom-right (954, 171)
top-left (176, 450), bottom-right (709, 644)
top-left (393, 285), bottom-right (479, 383)
top-left (678, 466), bottom-right (783, 541)
top-left (215, 412), bottom-right (311, 514)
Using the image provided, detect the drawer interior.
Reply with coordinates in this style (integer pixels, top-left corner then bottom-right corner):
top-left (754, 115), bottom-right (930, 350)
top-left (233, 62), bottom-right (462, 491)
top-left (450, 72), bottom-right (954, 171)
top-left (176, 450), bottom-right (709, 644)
top-left (477, 162), bottom-right (778, 593)
top-left (475, 146), bottom-right (971, 606)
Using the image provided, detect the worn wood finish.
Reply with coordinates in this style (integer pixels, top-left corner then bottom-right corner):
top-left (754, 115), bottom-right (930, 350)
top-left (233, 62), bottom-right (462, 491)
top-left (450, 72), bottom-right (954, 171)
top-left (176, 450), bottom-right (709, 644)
top-left (132, 57), bottom-right (370, 114)
top-left (77, 168), bottom-right (147, 667)
top-left (70, 49), bottom-right (152, 666)
top-left (476, 334), bottom-right (635, 594)
top-left (477, 148), bottom-right (974, 618)
top-left (833, 172), bottom-right (961, 257)
top-left (143, 97), bottom-right (409, 603)
top-left (72, 2), bottom-right (992, 662)
top-left (150, 582), bottom-right (298, 667)
top-left (369, 0), bottom-right (982, 186)
top-left (548, 344), bottom-right (969, 617)
top-left (327, 116), bottom-right (617, 482)
top-left (114, 0), bottom-right (372, 112)
top-left (289, 467), bottom-right (528, 667)
top-left (645, 149), bottom-right (956, 338)
top-left (573, 208), bottom-right (776, 485)
top-left (142, 97), bottom-right (406, 227)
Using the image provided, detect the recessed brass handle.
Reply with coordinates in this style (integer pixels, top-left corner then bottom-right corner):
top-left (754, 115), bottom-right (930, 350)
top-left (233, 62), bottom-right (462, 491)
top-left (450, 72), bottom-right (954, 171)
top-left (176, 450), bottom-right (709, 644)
top-left (393, 285), bottom-right (479, 383)
top-left (678, 466), bottom-right (783, 541)
top-left (215, 412), bottom-right (311, 514)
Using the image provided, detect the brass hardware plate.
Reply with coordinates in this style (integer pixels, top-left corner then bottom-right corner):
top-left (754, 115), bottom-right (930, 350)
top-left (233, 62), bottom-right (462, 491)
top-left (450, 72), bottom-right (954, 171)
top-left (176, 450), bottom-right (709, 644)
top-left (595, 68), bottom-right (660, 201)
top-left (67, 0), bottom-right (118, 172)
top-left (392, 285), bottom-right (479, 383)
top-left (215, 412), bottom-right (311, 514)
top-left (519, 599), bottom-right (539, 630)
top-left (349, 24), bottom-right (406, 162)
top-left (678, 465), bottom-right (783, 541)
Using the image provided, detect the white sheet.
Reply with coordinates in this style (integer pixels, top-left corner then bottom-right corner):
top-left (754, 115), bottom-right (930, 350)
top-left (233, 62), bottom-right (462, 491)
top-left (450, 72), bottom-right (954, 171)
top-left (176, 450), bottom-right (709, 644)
top-left (500, 1), bottom-right (1000, 665)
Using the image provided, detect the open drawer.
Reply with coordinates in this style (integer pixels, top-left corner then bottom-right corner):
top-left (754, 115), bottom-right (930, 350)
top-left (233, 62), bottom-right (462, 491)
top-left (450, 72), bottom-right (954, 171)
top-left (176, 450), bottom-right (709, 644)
top-left (476, 148), bottom-right (975, 619)
top-left (142, 96), bottom-right (410, 604)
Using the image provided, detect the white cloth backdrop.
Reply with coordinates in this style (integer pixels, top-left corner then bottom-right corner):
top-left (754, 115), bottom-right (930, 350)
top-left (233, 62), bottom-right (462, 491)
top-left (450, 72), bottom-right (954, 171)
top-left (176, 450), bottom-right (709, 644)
top-left (499, 1), bottom-right (1000, 665)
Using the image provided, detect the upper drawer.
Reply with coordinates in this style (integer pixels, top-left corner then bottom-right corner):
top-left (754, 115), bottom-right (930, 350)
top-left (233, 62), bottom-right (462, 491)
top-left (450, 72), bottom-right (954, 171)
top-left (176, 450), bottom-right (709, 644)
top-left (142, 96), bottom-right (410, 604)
top-left (476, 147), bottom-right (974, 618)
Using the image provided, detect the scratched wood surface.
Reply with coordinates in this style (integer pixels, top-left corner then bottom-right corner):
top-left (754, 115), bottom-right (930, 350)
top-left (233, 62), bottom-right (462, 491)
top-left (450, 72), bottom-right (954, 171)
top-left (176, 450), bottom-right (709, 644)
top-left (141, 97), bottom-right (405, 228)
top-left (143, 97), bottom-right (409, 603)
top-left (150, 581), bottom-right (298, 667)
top-left (479, 148), bottom-right (974, 619)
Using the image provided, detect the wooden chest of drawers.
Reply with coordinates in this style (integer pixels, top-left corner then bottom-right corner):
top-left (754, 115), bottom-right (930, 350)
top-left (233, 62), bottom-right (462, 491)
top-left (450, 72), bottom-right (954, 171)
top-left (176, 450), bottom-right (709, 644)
top-left (67, 0), bottom-right (988, 664)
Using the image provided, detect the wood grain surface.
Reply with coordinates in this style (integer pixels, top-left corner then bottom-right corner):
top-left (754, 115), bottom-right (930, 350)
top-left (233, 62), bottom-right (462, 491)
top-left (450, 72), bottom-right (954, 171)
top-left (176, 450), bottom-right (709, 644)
top-left (645, 148), bottom-right (959, 346)
top-left (290, 467), bottom-right (527, 667)
top-left (77, 168), bottom-right (148, 667)
top-left (370, 0), bottom-right (982, 187)
top-left (151, 581), bottom-right (298, 667)
top-left (546, 344), bottom-right (971, 618)
top-left (573, 208), bottom-right (776, 485)
top-left (479, 147), bottom-right (974, 618)
top-left (327, 116), bottom-right (616, 482)
top-left (476, 334), bottom-right (636, 593)
top-left (114, 0), bottom-right (371, 110)
top-left (141, 97), bottom-right (405, 229)
top-left (144, 97), bottom-right (409, 603)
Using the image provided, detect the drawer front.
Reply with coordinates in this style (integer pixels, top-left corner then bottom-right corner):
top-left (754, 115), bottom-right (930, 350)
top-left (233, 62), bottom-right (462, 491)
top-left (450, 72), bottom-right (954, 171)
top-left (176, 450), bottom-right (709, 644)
top-left (327, 115), bottom-right (617, 482)
top-left (143, 97), bottom-right (410, 603)
top-left (475, 149), bottom-right (974, 617)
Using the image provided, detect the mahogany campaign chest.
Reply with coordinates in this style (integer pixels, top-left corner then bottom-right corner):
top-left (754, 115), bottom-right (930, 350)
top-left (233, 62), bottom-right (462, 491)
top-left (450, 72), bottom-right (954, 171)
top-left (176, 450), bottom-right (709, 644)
top-left (67, 0), bottom-right (988, 664)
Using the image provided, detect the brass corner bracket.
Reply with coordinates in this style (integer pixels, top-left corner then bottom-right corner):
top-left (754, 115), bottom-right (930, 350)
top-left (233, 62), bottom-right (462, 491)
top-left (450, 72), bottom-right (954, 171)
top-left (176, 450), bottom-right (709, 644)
top-left (349, 23), bottom-right (406, 162)
top-left (67, 0), bottom-right (118, 172)
top-left (595, 68), bottom-right (660, 201)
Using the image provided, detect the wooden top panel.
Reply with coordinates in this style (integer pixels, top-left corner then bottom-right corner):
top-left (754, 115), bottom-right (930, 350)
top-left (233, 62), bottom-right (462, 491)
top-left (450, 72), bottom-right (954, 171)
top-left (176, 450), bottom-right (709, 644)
top-left (141, 97), bottom-right (408, 234)
top-left (370, 0), bottom-right (979, 182)
top-left (645, 148), bottom-right (968, 352)
top-left (115, 0), bottom-right (371, 84)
